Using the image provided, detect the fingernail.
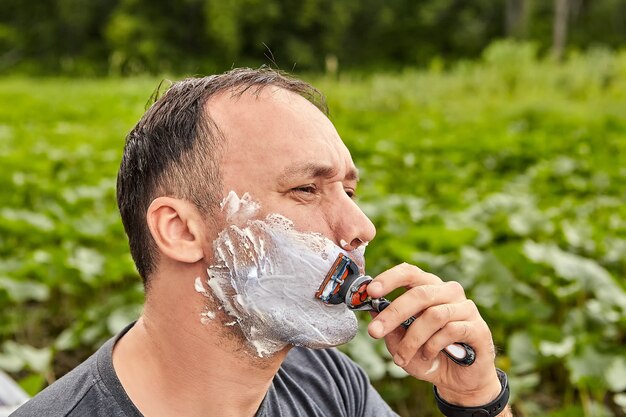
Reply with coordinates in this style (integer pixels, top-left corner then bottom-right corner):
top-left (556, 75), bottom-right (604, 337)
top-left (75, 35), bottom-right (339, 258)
top-left (368, 281), bottom-right (382, 295)
top-left (369, 320), bottom-right (384, 337)
top-left (393, 353), bottom-right (405, 367)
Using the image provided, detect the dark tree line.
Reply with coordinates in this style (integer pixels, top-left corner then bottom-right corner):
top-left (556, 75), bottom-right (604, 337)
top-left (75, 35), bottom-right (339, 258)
top-left (0, 0), bottom-right (624, 75)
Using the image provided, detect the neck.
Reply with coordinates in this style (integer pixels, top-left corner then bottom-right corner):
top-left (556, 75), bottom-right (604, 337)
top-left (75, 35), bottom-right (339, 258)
top-left (112, 271), bottom-right (288, 417)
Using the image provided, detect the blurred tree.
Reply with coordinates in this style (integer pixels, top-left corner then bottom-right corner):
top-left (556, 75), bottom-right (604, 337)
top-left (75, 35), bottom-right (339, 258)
top-left (105, 0), bottom-right (209, 74)
top-left (506, 0), bottom-right (528, 38)
top-left (0, 0), bottom-right (624, 75)
top-left (569, 0), bottom-right (626, 49)
top-left (552, 0), bottom-right (570, 61)
top-left (0, 0), bottom-right (117, 74)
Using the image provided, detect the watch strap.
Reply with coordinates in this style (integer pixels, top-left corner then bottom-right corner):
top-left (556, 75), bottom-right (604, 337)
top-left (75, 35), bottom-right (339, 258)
top-left (433, 368), bottom-right (510, 417)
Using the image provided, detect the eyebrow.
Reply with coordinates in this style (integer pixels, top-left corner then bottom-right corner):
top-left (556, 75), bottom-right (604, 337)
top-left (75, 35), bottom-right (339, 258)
top-left (279, 162), bottom-right (360, 185)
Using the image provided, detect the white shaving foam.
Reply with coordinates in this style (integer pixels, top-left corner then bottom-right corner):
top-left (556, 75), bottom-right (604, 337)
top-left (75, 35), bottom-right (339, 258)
top-left (194, 277), bottom-right (207, 294)
top-left (201, 191), bottom-right (366, 357)
top-left (200, 311), bottom-right (216, 324)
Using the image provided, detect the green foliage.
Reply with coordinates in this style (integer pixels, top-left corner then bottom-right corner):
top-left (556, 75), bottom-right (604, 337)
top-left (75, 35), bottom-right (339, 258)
top-left (0, 78), bottom-right (153, 392)
top-left (1, 43), bottom-right (626, 416)
top-left (321, 42), bottom-right (626, 416)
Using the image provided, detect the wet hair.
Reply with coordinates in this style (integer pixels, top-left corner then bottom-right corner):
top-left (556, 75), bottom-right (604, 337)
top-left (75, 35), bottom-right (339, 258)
top-left (116, 67), bottom-right (328, 288)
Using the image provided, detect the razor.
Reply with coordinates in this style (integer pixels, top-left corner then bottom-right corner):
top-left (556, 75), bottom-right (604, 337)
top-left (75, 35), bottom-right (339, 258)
top-left (316, 254), bottom-right (475, 367)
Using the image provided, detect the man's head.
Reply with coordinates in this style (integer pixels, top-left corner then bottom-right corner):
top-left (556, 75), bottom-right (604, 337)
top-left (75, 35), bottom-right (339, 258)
top-left (117, 67), bottom-right (377, 353)
top-left (117, 68), bottom-right (333, 287)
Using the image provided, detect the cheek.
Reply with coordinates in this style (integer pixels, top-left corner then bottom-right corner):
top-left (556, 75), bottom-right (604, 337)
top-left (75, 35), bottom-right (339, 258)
top-left (286, 208), bottom-right (334, 237)
top-left (246, 193), bottom-right (338, 238)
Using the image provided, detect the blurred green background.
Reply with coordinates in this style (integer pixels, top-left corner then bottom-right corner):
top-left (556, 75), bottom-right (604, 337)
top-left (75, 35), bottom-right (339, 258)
top-left (1, 1), bottom-right (625, 416)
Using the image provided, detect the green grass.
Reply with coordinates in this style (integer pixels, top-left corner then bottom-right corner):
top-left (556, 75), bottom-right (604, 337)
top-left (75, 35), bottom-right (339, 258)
top-left (1, 41), bottom-right (625, 416)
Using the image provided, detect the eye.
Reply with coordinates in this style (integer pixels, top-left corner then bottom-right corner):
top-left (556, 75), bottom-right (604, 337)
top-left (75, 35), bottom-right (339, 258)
top-left (345, 188), bottom-right (356, 199)
top-left (291, 184), bottom-right (318, 195)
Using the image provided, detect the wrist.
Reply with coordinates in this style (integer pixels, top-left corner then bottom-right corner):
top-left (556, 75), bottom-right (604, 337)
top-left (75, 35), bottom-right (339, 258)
top-left (434, 368), bottom-right (510, 417)
top-left (436, 370), bottom-right (502, 406)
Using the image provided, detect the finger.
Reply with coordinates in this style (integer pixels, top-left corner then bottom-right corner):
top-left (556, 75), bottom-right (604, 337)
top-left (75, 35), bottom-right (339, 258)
top-left (421, 319), bottom-right (494, 363)
top-left (368, 281), bottom-right (467, 338)
top-left (369, 311), bottom-right (405, 355)
top-left (367, 263), bottom-right (443, 299)
top-left (393, 300), bottom-right (477, 365)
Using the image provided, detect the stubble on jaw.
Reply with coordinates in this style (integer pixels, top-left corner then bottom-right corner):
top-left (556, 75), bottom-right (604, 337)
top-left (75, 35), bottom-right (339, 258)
top-left (199, 291), bottom-right (286, 369)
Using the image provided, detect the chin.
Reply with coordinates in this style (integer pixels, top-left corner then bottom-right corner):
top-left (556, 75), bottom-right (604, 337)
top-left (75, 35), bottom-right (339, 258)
top-left (284, 314), bottom-right (359, 350)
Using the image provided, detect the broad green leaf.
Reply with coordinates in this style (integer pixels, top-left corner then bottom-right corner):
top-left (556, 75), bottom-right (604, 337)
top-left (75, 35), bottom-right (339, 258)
top-left (0, 277), bottom-right (49, 302)
top-left (17, 344), bottom-right (52, 374)
top-left (539, 336), bottom-right (575, 358)
top-left (1, 341), bottom-right (51, 373)
top-left (565, 345), bottom-right (611, 387)
top-left (508, 332), bottom-right (538, 374)
top-left (523, 240), bottom-right (626, 309)
top-left (606, 357), bottom-right (626, 392)
top-left (106, 304), bottom-right (142, 335)
top-left (0, 208), bottom-right (55, 232)
top-left (614, 393), bottom-right (626, 413)
top-left (0, 352), bottom-right (24, 373)
top-left (67, 247), bottom-right (105, 283)
top-left (54, 327), bottom-right (79, 351)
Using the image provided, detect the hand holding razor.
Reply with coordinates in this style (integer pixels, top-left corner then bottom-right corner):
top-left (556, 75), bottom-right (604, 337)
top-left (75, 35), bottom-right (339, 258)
top-left (316, 254), bottom-right (475, 367)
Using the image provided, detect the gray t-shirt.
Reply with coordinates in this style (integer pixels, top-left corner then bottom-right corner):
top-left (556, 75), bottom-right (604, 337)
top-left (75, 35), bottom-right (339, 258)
top-left (11, 324), bottom-right (399, 416)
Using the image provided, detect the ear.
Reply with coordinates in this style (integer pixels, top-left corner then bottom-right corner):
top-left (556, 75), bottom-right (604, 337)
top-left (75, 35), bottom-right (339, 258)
top-left (146, 197), bottom-right (205, 264)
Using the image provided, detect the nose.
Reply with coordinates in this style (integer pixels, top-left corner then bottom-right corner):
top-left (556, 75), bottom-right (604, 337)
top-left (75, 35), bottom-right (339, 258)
top-left (332, 194), bottom-right (376, 250)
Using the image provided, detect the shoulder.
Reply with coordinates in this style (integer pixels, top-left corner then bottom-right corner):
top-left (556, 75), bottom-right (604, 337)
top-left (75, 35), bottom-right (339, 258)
top-left (10, 351), bottom-right (100, 417)
top-left (10, 327), bottom-right (138, 417)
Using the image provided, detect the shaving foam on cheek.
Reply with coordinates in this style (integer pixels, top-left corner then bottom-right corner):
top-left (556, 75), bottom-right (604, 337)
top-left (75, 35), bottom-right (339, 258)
top-left (198, 191), bottom-right (365, 357)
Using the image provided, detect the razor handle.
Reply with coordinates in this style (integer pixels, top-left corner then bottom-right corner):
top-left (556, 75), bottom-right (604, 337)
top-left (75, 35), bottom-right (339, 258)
top-left (372, 299), bottom-right (476, 367)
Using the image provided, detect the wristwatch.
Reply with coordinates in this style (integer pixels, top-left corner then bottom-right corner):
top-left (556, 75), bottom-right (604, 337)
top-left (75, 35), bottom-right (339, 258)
top-left (433, 368), bottom-right (510, 417)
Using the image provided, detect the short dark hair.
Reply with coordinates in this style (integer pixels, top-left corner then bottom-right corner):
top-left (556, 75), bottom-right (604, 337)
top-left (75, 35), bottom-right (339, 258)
top-left (116, 67), bottom-right (328, 287)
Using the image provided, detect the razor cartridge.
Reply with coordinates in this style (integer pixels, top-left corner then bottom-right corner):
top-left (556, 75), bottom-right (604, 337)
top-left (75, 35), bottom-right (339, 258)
top-left (314, 253), bottom-right (360, 305)
top-left (316, 254), bottom-right (476, 367)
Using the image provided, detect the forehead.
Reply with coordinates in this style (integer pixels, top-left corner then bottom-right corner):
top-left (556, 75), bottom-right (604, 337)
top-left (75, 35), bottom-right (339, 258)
top-left (207, 86), bottom-right (356, 186)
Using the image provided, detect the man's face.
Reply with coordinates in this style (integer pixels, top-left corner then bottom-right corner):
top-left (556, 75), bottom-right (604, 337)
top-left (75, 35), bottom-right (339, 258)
top-left (196, 86), bottom-right (377, 355)
top-left (209, 86), bottom-right (376, 247)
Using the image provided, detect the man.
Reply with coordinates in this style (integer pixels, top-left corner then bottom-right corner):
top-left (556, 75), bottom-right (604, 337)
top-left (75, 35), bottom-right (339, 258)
top-left (12, 68), bottom-right (512, 417)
